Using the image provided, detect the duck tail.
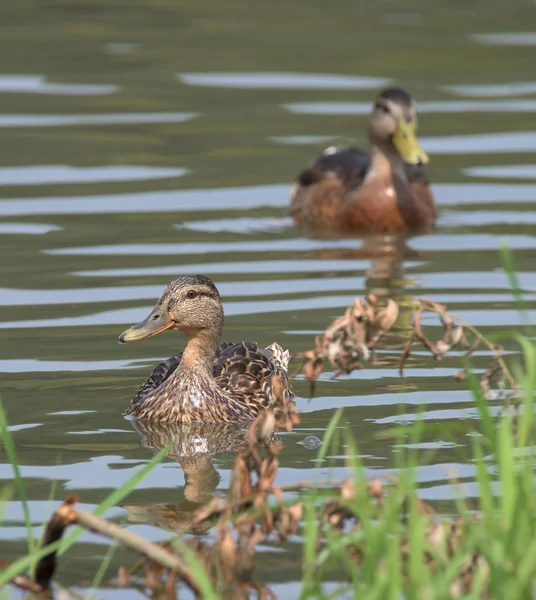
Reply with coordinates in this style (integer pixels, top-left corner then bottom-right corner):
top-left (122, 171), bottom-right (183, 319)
top-left (267, 342), bottom-right (291, 372)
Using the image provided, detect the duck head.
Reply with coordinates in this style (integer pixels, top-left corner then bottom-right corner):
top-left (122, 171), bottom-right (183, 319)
top-left (119, 275), bottom-right (224, 343)
top-left (369, 87), bottom-right (429, 166)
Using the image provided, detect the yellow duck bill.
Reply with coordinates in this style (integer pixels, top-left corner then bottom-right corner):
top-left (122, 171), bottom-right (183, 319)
top-left (119, 305), bottom-right (174, 343)
top-left (392, 120), bottom-right (429, 165)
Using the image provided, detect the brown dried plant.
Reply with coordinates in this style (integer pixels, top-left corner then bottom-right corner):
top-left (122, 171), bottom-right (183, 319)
top-left (297, 295), bottom-right (519, 411)
top-left (296, 293), bottom-right (399, 394)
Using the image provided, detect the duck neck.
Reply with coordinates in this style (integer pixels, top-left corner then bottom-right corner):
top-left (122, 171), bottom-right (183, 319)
top-left (367, 144), bottom-right (407, 181)
top-left (178, 325), bottom-right (221, 378)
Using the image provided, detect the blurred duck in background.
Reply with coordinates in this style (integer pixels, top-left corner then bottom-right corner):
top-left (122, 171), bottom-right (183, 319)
top-left (290, 87), bottom-right (436, 234)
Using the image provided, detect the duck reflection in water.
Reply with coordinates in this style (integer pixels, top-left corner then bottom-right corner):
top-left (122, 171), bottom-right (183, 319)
top-left (123, 419), bottom-right (249, 535)
top-left (298, 232), bottom-right (427, 327)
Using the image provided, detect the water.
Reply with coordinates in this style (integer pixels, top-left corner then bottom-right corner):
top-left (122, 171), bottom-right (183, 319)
top-left (1, 0), bottom-right (535, 595)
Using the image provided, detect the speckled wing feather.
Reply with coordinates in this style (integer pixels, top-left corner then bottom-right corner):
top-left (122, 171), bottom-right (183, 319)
top-left (212, 341), bottom-right (287, 410)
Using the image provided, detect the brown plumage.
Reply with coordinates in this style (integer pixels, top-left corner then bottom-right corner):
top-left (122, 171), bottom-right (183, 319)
top-left (119, 275), bottom-right (293, 423)
top-left (290, 87), bottom-right (437, 234)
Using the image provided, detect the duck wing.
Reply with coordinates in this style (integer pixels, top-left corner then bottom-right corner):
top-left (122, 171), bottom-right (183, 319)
top-left (295, 147), bottom-right (370, 190)
top-left (295, 146), bottom-right (428, 191)
top-left (131, 353), bottom-right (184, 405)
top-left (213, 341), bottom-right (292, 410)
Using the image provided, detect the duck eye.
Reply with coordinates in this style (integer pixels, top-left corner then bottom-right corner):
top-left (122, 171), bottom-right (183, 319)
top-left (375, 103), bottom-right (390, 114)
top-left (186, 290), bottom-right (198, 299)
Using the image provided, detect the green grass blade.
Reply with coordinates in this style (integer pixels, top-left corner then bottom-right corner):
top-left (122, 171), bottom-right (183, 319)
top-left (497, 416), bottom-right (515, 530)
top-left (515, 335), bottom-right (536, 448)
top-left (515, 537), bottom-right (536, 591)
top-left (499, 242), bottom-right (531, 328)
top-left (0, 401), bottom-right (35, 553)
top-left (473, 440), bottom-right (495, 528)
top-left (172, 537), bottom-right (219, 600)
top-left (387, 530), bottom-right (401, 600)
top-left (315, 406), bottom-right (343, 468)
top-left (0, 485), bottom-right (14, 523)
top-left (59, 442), bottom-right (171, 554)
top-left (0, 538), bottom-right (65, 586)
top-left (407, 492), bottom-right (428, 597)
top-left (465, 365), bottom-right (496, 448)
top-left (299, 497), bottom-right (320, 599)
top-left (0, 441), bottom-right (170, 586)
top-left (85, 542), bottom-right (118, 600)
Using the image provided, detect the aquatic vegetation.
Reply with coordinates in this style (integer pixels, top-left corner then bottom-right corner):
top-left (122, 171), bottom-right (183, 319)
top-left (298, 294), bottom-right (521, 417)
top-left (294, 293), bottom-right (399, 392)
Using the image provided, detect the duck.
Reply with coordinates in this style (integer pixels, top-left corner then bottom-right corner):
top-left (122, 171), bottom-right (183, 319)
top-left (119, 275), bottom-right (293, 423)
top-left (289, 87), bottom-right (436, 233)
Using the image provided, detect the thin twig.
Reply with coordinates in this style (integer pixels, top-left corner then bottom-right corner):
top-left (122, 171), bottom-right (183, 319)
top-left (29, 497), bottom-right (197, 592)
top-left (193, 478), bottom-right (344, 523)
top-left (69, 505), bottom-right (193, 583)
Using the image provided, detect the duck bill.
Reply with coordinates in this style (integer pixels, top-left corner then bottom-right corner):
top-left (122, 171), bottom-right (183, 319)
top-left (119, 306), bottom-right (174, 343)
top-left (392, 121), bottom-right (429, 165)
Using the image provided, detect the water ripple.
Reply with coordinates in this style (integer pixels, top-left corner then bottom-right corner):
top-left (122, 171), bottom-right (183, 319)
top-left (0, 222), bottom-right (61, 234)
top-left (2, 183), bottom-right (536, 217)
top-left (464, 165), bottom-right (536, 179)
top-left (0, 184), bottom-right (288, 216)
top-left (72, 259), bottom-right (419, 278)
top-left (46, 238), bottom-right (393, 256)
top-left (0, 74), bottom-right (119, 96)
top-left (0, 359), bottom-right (141, 373)
top-left (438, 211), bottom-right (536, 227)
top-left (0, 112), bottom-right (196, 127)
top-left (283, 100), bottom-right (536, 115)
top-left (177, 216), bottom-right (293, 234)
top-left (178, 72), bottom-right (390, 89)
top-left (271, 132), bottom-right (536, 154)
top-left (0, 301), bottom-right (531, 330)
top-left (443, 82), bottom-right (536, 98)
top-left (471, 33), bottom-right (536, 46)
top-left (4, 272), bottom-right (531, 307)
top-left (0, 165), bottom-right (188, 186)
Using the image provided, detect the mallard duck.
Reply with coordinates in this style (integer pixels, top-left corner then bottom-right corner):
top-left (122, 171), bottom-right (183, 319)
top-left (119, 275), bottom-right (293, 423)
top-left (290, 87), bottom-right (436, 233)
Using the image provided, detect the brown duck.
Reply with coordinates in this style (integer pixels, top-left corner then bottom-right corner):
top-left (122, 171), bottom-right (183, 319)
top-left (119, 275), bottom-right (293, 423)
top-left (290, 87), bottom-right (436, 233)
